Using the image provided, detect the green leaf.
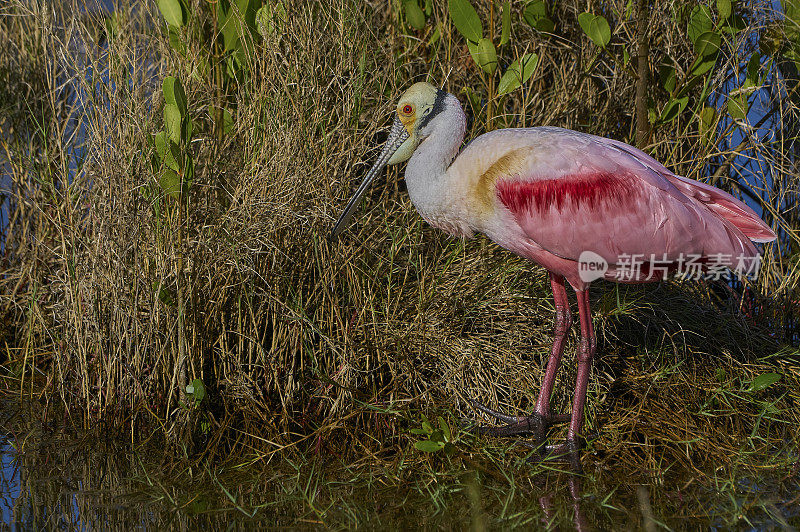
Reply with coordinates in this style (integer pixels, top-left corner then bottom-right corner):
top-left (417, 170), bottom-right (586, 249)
top-left (693, 30), bottom-right (721, 57)
top-left (159, 168), bottom-right (181, 200)
top-left (183, 154), bottom-right (194, 190)
top-left (745, 53), bottom-right (761, 87)
top-left (223, 108), bottom-right (233, 134)
top-left (748, 373), bottom-right (781, 392)
top-left (523, 0), bottom-right (546, 24)
top-left (438, 416), bottom-right (451, 442)
top-left (218, 0), bottom-right (246, 52)
top-left (191, 56), bottom-right (210, 82)
top-left (690, 56), bottom-right (716, 77)
top-left (498, 52), bottom-right (538, 94)
top-left (699, 105), bottom-right (717, 141)
top-left (533, 16), bottom-right (554, 33)
top-left (409, 428), bottom-right (428, 435)
top-left (623, 46), bottom-right (630, 67)
top-left (474, 37), bottom-right (497, 73)
top-left (157, 0), bottom-right (186, 27)
top-left (675, 75), bottom-right (704, 99)
top-left (167, 26), bottom-right (187, 56)
top-left (578, 12), bottom-right (611, 48)
top-left (523, 1), bottom-right (554, 32)
top-left (162, 76), bottom-right (187, 118)
top-left (404, 0), bottom-right (426, 30)
top-left (687, 6), bottom-right (713, 45)
top-left (659, 64), bottom-right (676, 93)
top-left (236, 0), bottom-right (259, 32)
top-left (415, 440), bottom-right (446, 452)
top-left (154, 131), bottom-right (180, 171)
top-left (164, 104), bottom-right (183, 145)
top-left (690, 31), bottom-right (721, 76)
top-left (222, 19), bottom-right (241, 52)
top-left (727, 93), bottom-right (749, 120)
top-left (255, 5), bottom-right (271, 36)
top-left (500, 0), bottom-right (511, 45)
top-left (428, 23), bottom-right (441, 46)
top-left (256, 2), bottom-right (286, 36)
top-left (717, 0), bottom-right (732, 19)
top-left (185, 116), bottom-right (195, 144)
top-left (421, 420), bottom-right (433, 434)
top-left (448, 0), bottom-right (482, 42)
top-left (660, 96), bottom-right (688, 122)
top-left (758, 400), bottom-right (781, 414)
top-left (190, 378), bottom-right (206, 401)
top-left (211, 106), bottom-right (234, 135)
top-left (443, 442), bottom-right (456, 456)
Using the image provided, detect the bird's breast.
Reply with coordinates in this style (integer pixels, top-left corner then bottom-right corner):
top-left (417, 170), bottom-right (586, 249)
top-left (417, 210), bottom-right (475, 238)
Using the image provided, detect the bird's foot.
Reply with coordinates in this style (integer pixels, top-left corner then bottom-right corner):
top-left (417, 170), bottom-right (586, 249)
top-left (522, 438), bottom-right (585, 472)
top-left (468, 399), bottom-right (569, 441)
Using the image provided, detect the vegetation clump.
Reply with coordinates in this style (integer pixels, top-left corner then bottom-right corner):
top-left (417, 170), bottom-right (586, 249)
top-left (0, 0), bottom-right (798, 483)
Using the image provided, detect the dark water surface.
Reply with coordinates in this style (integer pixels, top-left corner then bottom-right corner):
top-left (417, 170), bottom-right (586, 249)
top-left (1, 406), bottom-right (798, 531)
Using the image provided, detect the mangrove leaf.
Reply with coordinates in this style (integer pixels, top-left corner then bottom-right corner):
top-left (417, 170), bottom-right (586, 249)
top-left (578, 12), bottom-right (611, 48)
top-left (448, 0), bottom-right (482, 42)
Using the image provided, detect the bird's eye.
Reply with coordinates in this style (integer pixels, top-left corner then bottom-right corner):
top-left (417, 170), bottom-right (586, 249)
top-left (402, 104), bottom-right (413, 115)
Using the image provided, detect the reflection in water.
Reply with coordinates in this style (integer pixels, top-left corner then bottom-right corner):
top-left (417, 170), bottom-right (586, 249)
top-left (0, 410), bottom-right (797, 530)
top-left (538, 474), bottom-right (591, 531)
top-left (1, 434), bottom-right (21, 525)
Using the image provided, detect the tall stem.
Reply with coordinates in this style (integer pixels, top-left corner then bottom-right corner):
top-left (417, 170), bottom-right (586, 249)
top-left (634, 0), bottom-right (650, 148)
top-left (487, 0), bottom-right (495, 129)
top-left (176, 193), bottom-right (187, 403)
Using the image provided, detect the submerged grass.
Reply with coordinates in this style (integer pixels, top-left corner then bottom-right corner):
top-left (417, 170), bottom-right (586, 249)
top-left (0, 0), bottom-right (798, 508)
top-left (1, 397), bottom-right (798, 528)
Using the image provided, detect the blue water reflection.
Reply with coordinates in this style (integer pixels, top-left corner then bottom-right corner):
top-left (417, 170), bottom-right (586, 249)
top-left (0, 435), bottom-right (21, 526)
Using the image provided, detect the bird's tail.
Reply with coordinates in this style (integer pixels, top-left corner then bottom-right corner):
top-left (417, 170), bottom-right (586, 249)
top-left (665, 175), bottom-right (776, 243)
top-left (604, 137), bottom-right (777, 244)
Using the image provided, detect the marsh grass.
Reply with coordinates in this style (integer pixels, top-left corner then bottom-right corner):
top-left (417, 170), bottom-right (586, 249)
top-left (0, 0), bottom-right (798, 498)
top-left (1, 396), bottom-right (798, 528)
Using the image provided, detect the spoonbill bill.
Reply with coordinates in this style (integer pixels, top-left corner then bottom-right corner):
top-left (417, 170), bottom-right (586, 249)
top-left (331, 82), bottom-right (776, 456)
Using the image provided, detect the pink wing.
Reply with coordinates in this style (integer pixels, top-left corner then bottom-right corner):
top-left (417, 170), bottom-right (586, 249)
top-left (601, 137), bottom-right (777, 243)
top-left (490, 128), bottom-right (769, 269)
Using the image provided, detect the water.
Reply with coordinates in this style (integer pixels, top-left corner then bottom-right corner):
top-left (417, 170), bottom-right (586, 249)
top-left (0, 434), bottom-right (20, 525)
top-left (1, 409), bottom-right (798, 530)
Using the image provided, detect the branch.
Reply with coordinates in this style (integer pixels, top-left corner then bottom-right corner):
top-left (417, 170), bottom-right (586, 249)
top-left (635, 0), bottom-right (650, 148)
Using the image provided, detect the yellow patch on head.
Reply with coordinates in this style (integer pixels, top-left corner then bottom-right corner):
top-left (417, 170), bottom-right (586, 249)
top-left (396, 82), bottom-right (440, 134)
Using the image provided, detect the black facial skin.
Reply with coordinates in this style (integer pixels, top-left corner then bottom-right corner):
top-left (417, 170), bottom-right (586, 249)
top-left (418, 88), bottom-right (447, 130)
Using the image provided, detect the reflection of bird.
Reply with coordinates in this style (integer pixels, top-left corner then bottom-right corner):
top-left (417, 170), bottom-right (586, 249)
top-left (331, 82), bottom-right (776, 459)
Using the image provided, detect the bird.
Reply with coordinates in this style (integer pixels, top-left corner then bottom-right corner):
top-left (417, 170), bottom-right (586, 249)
top-left (331, 82), bottom-right (776, 461)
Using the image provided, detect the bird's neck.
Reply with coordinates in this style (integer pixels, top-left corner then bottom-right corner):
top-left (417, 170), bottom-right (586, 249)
top-left (406, 116), bottom-right (465, 181)
top-left (404, 99), bottom-right (472, 237)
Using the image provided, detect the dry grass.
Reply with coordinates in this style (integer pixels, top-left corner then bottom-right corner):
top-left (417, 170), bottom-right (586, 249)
top-left (0, 0), bottom-right (798, 479)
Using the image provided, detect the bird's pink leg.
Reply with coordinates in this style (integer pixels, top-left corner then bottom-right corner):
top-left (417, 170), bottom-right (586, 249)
top-left (533, 274), bottom-right (572, 418)
top-left (567, 289), bottom-right (596, 442)
top-left (468, 273), bottom-right (571, 440)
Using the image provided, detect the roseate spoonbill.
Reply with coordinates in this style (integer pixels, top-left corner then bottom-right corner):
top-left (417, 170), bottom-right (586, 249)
top-left (331, 82), bottom-right (776, 457)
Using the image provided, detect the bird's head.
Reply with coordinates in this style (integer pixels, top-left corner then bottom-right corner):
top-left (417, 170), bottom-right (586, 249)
top-left (330, 82), bottom-right (448, 239)
top-left (386, 82), bottom-right (447, 164)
